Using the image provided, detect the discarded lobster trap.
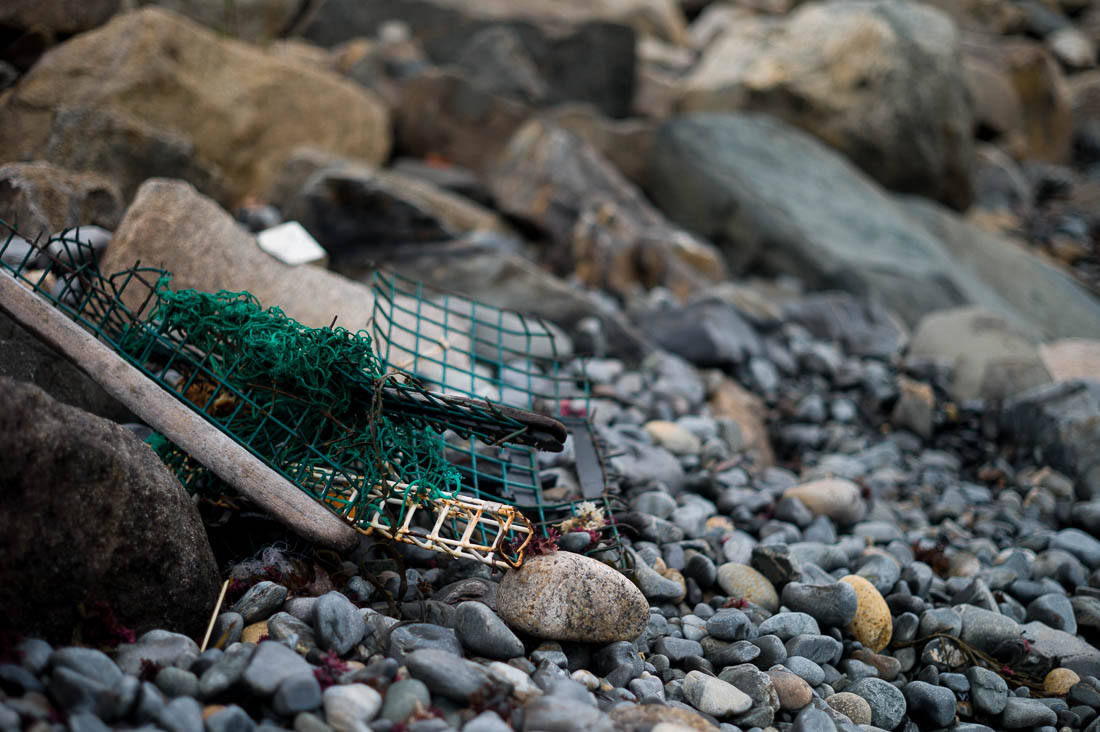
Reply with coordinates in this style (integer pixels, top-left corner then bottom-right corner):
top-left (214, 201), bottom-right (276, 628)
top-left (0, 219), bottom-right (623, 569)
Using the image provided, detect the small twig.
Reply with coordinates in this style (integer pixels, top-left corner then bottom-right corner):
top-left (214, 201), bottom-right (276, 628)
top-left (200, 579), bottom-right (230, 653)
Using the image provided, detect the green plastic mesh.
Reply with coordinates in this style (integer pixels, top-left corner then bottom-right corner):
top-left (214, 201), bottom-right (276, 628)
top-left (122, 276), bottom-right (462, 522)
top-left (0, 219), bottom-right (623, 564)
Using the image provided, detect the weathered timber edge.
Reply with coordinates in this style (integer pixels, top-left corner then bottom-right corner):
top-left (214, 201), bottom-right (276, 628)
top-left (0, 271), bottom-right (360, 552)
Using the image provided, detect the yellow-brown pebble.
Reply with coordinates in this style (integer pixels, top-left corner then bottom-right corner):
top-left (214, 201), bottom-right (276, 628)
top-left (716, 563), bottom-right (779, 613)
top-left (839, 575), bottom-right (892, 652)
top-left (1044, 667), bottom-right (1080, 695)
top-left (240, 620), bottom-right (268, 644)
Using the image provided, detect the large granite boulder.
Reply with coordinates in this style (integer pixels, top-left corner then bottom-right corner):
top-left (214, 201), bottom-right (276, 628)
top-left (678, 0), bottom-right (974, 209)
top-left (0, 7), bottom-right (390, 203)
top-left (898, 197), bottom-right (1100, 341)
top-left (648, 113), bottom-right (1100, 333)
top-left (0, 377), bottom-right (219, 642)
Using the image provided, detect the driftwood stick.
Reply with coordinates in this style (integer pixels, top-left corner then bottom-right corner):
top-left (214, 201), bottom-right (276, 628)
top-left (0, 271), bottom-right (359, 551)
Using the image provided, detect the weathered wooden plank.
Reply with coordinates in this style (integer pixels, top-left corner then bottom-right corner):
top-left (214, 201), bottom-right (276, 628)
top-left (0, 270), bottom-right (359, 551)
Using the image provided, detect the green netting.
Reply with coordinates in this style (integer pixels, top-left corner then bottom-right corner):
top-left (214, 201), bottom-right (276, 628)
top-left (0, 219), bottom-right (623, 565)
top-left (121, 276), bottom-right (463, 522)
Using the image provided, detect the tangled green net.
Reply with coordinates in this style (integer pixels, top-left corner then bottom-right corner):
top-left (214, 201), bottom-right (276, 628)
top-left (128, 275), bottom-right (461, 526)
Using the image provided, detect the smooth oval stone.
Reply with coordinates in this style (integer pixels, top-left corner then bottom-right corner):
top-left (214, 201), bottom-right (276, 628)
top-left (313, 592), bottom-right (366, 656)
top-left (840, 575), bottom-right (893, 652)
top-left (783, 479), bottom-right (866, 525)
top-left (455, 601), bottom-right (525, 660)
top-left (716, 563), bottom-right (779, 612)
top-left (683, 669), bottom-right (753, 717)
top-left (904, 680), bottom-right (956, 728)
top-left (497, 553), bottom-right (647, 643)
top-left (322, 683), bottom-right (382, 730)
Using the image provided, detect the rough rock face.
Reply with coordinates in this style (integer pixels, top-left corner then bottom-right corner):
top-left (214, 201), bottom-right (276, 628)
top-left (302, 0), bottom-right (642, 117)
top-left (395, 69), bottom-right (533, 175)
top-left (0, 312), bottom-right (132, 423)
top-left (0, 7), bottom-right (390, 202)
top-left (134, 0), bottom-right (300, 42)
top-left (267, 150), bottom-right (508, 270)
top-left (490, 119), bottom-right (726, 300)
top-left (37, 105), bottom-right (229, 205)
top-left (648, 113), bottom-right (974, 325)
top-left (898, 197), bottom-right (1100, 341)
top-left (1002, 380), bottom-right (1100, 500)
top-left (648, 112), bottom-right (1100, 333)
top-left (0, 161), bottom-right (123, 235)
top-left (678, 0), bottom-right (975, 209)
top-left (961, 35), bottom-right (1073, 163)
top-left (0, 377), bottom-right (219, 643)
top-left (0, 0), bottom-right (121, 36)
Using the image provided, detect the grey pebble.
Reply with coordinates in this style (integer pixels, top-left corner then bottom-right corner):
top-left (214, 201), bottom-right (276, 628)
top-left (791, 706), bottom-right (838, 732)
top-left (17, 638), bottom-right (52, 674)
top-left (242, 641), bottom-right (312, 696)
top-left (269, 612), bottom-right (318, 652)
top-left (50, 647), bottom-right (123, 687)
top-left (751, 634), bottom-right (788, 668)
top-left (781, 582), bottom-right (859, 628)
top-left (232, 581), bottom-right (288, 624)
top-left (205, 704), bottom-right (256, 732)
top-left (455, 601), bottom-right (524, 660)
top-left (784, 656), bottom-right (826, 687)
top-left (67, 711), bottom-right (112, 732)
top-left (158, 695), bottom-right (203, 732)
top-left (405, 648), bottom-right (490, 702)
top-left (380, 678), bottom-right (430, 722)
top-left (654, 637), bottom-right (704, 663)
top-left (919, 607), bottom-right (962, 638)
top-left (313, 591), bottom-right (366, 655)
top-left (785, 634), bottom-right (842, 665)
top-left (1001, 697), bottom-right (1058, 728)
top-left (593, 640), bottom-right (642, 688)
top-left (273, 673), bottom-right (323, 716)
top-left (904, 680), bottom-right (956, 728)
top-left (117, 630), bottom-right (200, 677)
top-left (522, 694), bottom-right (613, 732)
top-left (707, 639), bottom-right (762, 668)
top-left (462, 710), bottom-right (512, 732)
top-left (210, 613), bottom-right (244, 648)
top-left (199, 643), bottom-right (254, 700)
top-left (388, 624), bottom-right (463, 666)
top-left (706, 608), bottom-right (754, 641)
top-left (155, 666), bottom-right (198, 698)
top-left (1027, 593), bottom-right (1077, 634)
top-left (758, 612), bottom-right (820, 640)
top-left (847, 677), bottom-right (906, 731)
top-left (322, 683), bottom-right (382, 730)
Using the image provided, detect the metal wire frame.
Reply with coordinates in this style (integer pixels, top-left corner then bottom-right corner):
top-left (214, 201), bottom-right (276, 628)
top-left (369, 270), bottom-right (627, 558)
top-left (0, 220), bottom-right (624, 565)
